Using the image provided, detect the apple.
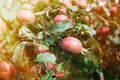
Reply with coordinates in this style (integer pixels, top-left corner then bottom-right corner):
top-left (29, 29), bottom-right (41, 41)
top-left (0, 61), bottom-right (16, 80)
top-left (54, 14), bottom-right (68, 23)
top-left (94, 6), bottom-right (103, 14)
top-left (30, 65), bottom-right (37, 74)
top-left (17, 10), bottom-right (35, 25)
top-left (61, 37), bottom-right (82, 54)
top-left (0, 18), bottom-right (7, 34)
top-left (109, 6), bottom-right (118, 14)
top-left (45, 63), bottom-right (55, 70)
top-left (96, 26), bottom-right (109, 35)
top-left (77, 0), bottom-right (88, 9)
top-left (61, 0), bottom-right (72, 7)
top-left (101, 26), bottom-right (109, 34)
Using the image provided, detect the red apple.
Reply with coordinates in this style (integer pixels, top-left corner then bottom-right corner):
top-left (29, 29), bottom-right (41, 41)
top-left (46, 63), bottom-right (55, 70)
top-left (17, 10), bottom-right (35, 25)
top-left (101, 26), bottom-right (109, 34)
top-left (54, 14), bottom-right (68, 23)
top-left (0, 61), bottom-right (16, 80)
top-left (94, 6), bottom-right (103, 14)
top-left (61, 0), bottom-right (72, 7)
top-left (61, 37), bottom-right (82, 54)
top-left (109, 6), bottom-right (118, 14)
top-left (30, 65), bottom-right (37, 74)
top-left (77, 0), bottom-right (88, 9)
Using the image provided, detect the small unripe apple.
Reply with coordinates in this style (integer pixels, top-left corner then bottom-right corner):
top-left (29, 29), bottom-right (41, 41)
top-left (54, 14), bottom-right (68, 23)
top-left (109, 6), bottom-right (118, 14)
top-left (0, 18), bottom-right (7, 34)
top-left (94, 6), bottom-right (103, 14)
top-left (61, 37), bottom-right (82, 54)
top-left (77, 0), bottom-right (88, 9)
top-left (61, 0), bottom-right (72, 7)
top-left (0, 61), bottom-right (16, 80)
top-left (17, 10), bottom-right (35, 25)
top-left (21, 3), bottom-right (33, 10)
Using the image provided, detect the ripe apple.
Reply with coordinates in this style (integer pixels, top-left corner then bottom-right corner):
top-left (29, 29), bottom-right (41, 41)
top-left (109, 6), bottom-right (118, 14)
top-left (77, 0), bottom-right (88, 9)
top-left (101, 26), bottom-right (109, 34)
top-left (0, 18), bottom-right (7, 34)
top-left (94, 6), bottom-right (103, 14)
top-left (61, 0), bottom-right (72, 7)
top-left (96, 26), bottom-right (109, 35)
top-left (54, 14), bottom-right (68, 23)
top-left (61, 37), bottom-right (82, 54)
top-left (0, 61), bottom-right (16, 80)
top-left (17, 10), bottom-right (35, 25)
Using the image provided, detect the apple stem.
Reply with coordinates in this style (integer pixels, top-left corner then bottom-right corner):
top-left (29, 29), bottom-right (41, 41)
top-left (93, 12), bottom-right (109, 26)
top-left (43, 63), bottom-right (48, 71)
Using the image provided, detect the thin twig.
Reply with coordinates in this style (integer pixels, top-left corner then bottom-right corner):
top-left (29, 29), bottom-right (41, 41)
top-left (0, 40), bottom-right (6, 49)
top-left (35, 9), bottom-right (59, 15)
top-left (93, 12), bottom-right (110, 26)
top-left (99, 72), bottom-right (104, 80)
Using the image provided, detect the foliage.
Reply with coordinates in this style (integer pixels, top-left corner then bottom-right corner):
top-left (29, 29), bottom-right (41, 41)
top-left (0, 0), bottom-right (120, 80)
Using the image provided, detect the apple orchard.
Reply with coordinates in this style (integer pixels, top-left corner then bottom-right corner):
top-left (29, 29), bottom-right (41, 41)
top-left (0, 0), bottom-right (120, 80)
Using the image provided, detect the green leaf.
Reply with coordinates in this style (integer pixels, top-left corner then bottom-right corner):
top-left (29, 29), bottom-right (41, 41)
top-left (39, 41), bottom-right (49, 51)
top-left (42, 70), bottom-right (53, 80)
top-left (75, 23), bottom-right (82, 30)
top-left (52, 21), bottom-right (72, 33)
top-left (86, 38), bottom-right (103, 56)
top-left (19, 25), bottom-right (37, 39)
top-left (12, 41), bottom-right (27, 67)
top-left (82, 24), bottom-right (96, 37)
top-left (5, 32), bottom-right (17, 45)
top-left (57, 63), bottom-right (64, 72)
top-left (35, 52), bottom-right (57, 64)
top-left (113, 37), bottom-right (120, 45)
top-left (68, 6), bottom-right (79, 12)
top-left (37, 32), bottom-right (44, 39)
top-left (33, 1), bottom-right (49, 12)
